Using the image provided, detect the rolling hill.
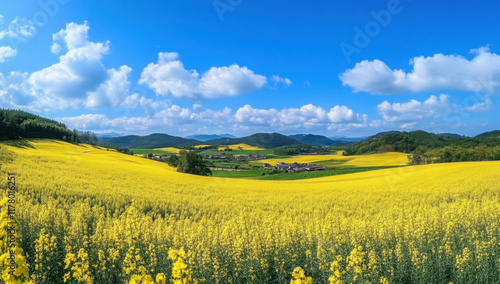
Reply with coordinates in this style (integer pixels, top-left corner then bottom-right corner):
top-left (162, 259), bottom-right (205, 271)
top-left (344, 130), bottom-right (461, 155)
top-left (344, 130), bottom-right (500, 155)
top-left (328, 135), bottom-right (366, 143)
top-left (289, 134), bottom-right (337, 146)
top-left (99, 133), bottom-right (200, 148)
top-left (207, 132), bottom-right (301, 148)
top-left (185, 134), bottom-right (237, 141)
top-left (475, 130), bottom-right (500, 140)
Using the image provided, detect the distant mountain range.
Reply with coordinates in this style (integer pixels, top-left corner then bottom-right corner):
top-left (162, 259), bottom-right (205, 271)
top-left (289, 134), bottom-right (354, 146)
top-left (95, 132), bottom-right (124, 138)
top-left (99, 130), bottom-right (495, 150)
top-left (185, 134), bottom-right (237, 141)
top-left (328, 135), bottom-right (366, 142)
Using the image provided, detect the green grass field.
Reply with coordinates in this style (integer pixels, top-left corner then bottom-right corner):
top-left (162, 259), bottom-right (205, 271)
top-left (254, 166), bottom-right (399, 180)
top-left (202, 149), bottom-right (275, 155)
top-left (130, 148), bottom-right (173, 155)
top-left (211, 166), bottom-right (399, 180)
top-left (249, 157), bottom-right (349, 167)
top-left (211, 162), bottom-right (250, 168)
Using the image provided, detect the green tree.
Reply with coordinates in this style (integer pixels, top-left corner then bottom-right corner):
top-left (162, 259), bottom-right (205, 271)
top-left (163, 155), bottom-right (179, 167)
top-left (176, 150), bottom-right (212, 176)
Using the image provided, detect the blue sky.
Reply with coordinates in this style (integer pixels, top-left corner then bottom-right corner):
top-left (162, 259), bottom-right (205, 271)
top-left (1, 0), bottom-right (499, 137)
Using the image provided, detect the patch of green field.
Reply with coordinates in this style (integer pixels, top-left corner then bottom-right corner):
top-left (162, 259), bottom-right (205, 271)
top-left (210, 166), bottom-right (400, 180)
top-left (250, 157), bottom-right (353, 168)
top-left (130, 148), bottom-right (172, 155)
top-left (211, 162), bottom-right (248, 168)
top-left (248, 156), bottom-right (294, 166)
top-left (202, 149), bottom-right (274, 155)
top-left (255, 166), bottom-right (400, 180)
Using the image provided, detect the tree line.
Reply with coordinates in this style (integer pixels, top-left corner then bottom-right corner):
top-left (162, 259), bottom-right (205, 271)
top-left (0, 109), bottom-right (75, 141)
top-left (408, 145), bottom-right (500, 165)
top-left (273, 144), bottom-right (335, 156)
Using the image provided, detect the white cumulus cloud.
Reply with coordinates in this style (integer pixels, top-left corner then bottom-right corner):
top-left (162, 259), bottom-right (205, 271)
top-left (29, 21), bottom-right (111, 104)
top-left (138, 52), bottom-right (199, 98)
top-left (0, 17), bottom-right (35, 40)
top-left (0, 46), bottom-right (17, 62)
top-left (0, 21), bottom-right (135, 111)
top-left (0, 72), bottom-right (36, 109)
top-left (52, 21), bottom-right (91, 50)
top-left (377, 94), bottom-right (451, 123)
top-left (234, 103), bottom-right (362, 130)
top-left (340, 47), bottom-right (500, 94)
top-left (199, 65), bottom-right (267, 98)
top-left (139, 52), bottom-right (267, 99)
top-left (86, 65), bottom-right (133, 108)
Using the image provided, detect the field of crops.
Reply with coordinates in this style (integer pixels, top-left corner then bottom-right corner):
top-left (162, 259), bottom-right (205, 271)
top-left (217, 143), bottom-right (264, 151)
top-left (2, 140), bottom-right (500, 283)
top-left (204, 149), bottom-right (274, 156)
top-left (154, 147), bottom-right (181, 153)
top-left (252, 152), bottom-right (409, 168)
top-left (131, 149), bottom-right (172, 156)
top-left (194, 144), bottom-right (212, 149)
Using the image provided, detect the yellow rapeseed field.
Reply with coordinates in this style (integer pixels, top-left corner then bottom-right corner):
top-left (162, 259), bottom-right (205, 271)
top-left (1, 140), bottom-right (500, 283)
top-left (154, 147), bottom-right (181, 153)
top-left (217, 143), bottom-right (264, 151)
top-left (193, 144), bottom-right (212, 149)
top-left (256, 151), bottom-right (409, 167)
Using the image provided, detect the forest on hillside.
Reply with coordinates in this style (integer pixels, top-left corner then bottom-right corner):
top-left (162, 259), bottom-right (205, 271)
top-left (0, 109), bottom-right (75, 140)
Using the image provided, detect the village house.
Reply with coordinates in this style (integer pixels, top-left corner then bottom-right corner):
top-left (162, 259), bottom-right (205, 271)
top-left (151, 153), bottom-right (176, 159)
top-left (235, 154), bottom-right (268, 161)
top-left (262, 163), bottom-right (272, 169)
top-left (205, 153), bottom-right (231, 159)
top-left (273, 162), bottom-right (325, 171)
top-left (304, 165), bottom-right (326, 171)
